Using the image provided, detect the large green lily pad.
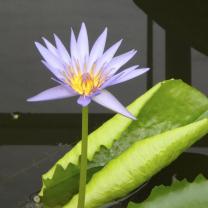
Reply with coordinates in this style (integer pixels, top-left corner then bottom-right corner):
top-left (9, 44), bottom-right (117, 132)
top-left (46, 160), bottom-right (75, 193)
top-left (39, 80), bottom-right (208, 207)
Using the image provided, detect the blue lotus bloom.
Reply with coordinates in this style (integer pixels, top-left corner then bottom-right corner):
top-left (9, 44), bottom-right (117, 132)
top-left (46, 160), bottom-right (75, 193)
top-left (27, 23), bottom-right (149, 120)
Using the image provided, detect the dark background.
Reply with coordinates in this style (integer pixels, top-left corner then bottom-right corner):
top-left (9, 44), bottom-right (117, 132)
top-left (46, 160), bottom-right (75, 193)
top-left (0, 0), bottom-right (207, 114)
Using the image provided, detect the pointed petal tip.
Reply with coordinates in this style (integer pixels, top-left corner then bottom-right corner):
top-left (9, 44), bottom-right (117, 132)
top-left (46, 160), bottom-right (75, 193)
top-left (114, 39), bottom-right (123, 49)
top-left (27, 96), bottom-right (39, 102)
top-left (34, 41), bottom-right (39, 47)
top-left (131, 49), bottom-right (137, 55)
top-left (122, 111), bottom-right (137, 120)
top-left (108, 67), bottom-right (151, 86)
top-left (101, 27), bottom-right (108, 37)
top-left (26, 97), bottom-right (33, 102)
top-left (41, 36), bottom-right (48, 41)
top-left (119, 39), bottom-right (123, 44)
top-left (34, 41), bottom-right (45, 50)
top-left (34, 41), bottom-right (43, 50)
top-left (80, 22), bottom-right (87, 33)
top-left (129, 114), bottom-right (137, 120)
top-left (70, 27), bottom-right (74, 33)
top-left (27, 85), bottom-right (78, 103)
top-left (70, 28), bottom-right (76, 40)
top-left (77, 21), bottom-right (89, 60)
top-left (143, 67), bottom-right (150, 72)
top-left (113, 39), bottom-right (123, 47)
top-left (81, 22), bottom-right (86, 28)
top-left (92, 90), bottom-right (136, 120)
top-left (41, 37), bottom-right (48, 46)
top-left (53, 33), bottom-right (59, 42)
top-left (119, 109), bottom-right (137, 120)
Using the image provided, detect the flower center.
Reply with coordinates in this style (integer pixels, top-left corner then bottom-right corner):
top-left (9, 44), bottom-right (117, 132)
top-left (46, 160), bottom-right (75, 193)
top-left (64, 68), bottom-right (105, 96)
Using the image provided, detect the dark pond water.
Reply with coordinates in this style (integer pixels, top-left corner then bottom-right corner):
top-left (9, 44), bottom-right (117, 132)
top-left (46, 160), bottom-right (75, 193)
top-left (0, 114), bottom-right (110, 207)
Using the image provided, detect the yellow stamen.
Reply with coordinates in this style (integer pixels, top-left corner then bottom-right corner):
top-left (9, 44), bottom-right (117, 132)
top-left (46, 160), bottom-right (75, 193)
top-left (63, 65), bottom-right (106, 96)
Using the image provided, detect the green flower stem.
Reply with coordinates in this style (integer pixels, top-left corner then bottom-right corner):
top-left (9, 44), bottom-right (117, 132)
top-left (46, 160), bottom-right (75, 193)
top-left (77, 106), bottom-right (89, 208)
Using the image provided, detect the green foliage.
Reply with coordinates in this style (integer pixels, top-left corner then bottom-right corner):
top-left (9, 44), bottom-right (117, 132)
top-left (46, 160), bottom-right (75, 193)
top-left (41, 163), bottom-right (101, 207)
top-left (39, 80), bottom-right (208, 207)
top-left (128, 175), bottom-right (208, 208)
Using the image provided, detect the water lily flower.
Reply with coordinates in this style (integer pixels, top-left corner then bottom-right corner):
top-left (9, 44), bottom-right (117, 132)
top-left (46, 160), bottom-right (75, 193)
top-left (27, 23), bottom-right (149, 120)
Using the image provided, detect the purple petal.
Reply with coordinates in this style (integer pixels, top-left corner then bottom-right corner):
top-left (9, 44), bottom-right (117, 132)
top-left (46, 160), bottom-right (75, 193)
top-left (111, 68), bottom-right (150, 85)
top-left (42, 37), bottom-right (58, 57)
top-left (101, 65), bottom-right (139, 88)
top-left (51, 77), bottom-right (65, 85)
top-left (92, 90), bottom-right (136, 120)
top-left (70, 28), bottom-right (79, 61)
top-left (114, 65), bottom-right (140, 78)
top-left (27, 85), bottom-right (77, 102)
top-left (105, 50), bottom-right (137, 76)
top-left (35, 42), bottom-right (64, 70)
top-left (41, 60), bottom-right (63, 80)
top-left (77, 23), bottom-right (89, 63)
top-left (87, 28), bottom-right (107, 71)
top-left (54, 34), bottom-right (71, 64)
top-left (94, 39), bottom-right (123, 74)
top-left (77, 96), bottom-right (91, 106)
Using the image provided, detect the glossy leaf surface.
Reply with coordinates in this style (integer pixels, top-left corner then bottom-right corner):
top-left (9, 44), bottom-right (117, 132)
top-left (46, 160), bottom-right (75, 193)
top-left (128, 175), bottom-right (208, 208)
top-left (39, 80), bottom-right (208, 207)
